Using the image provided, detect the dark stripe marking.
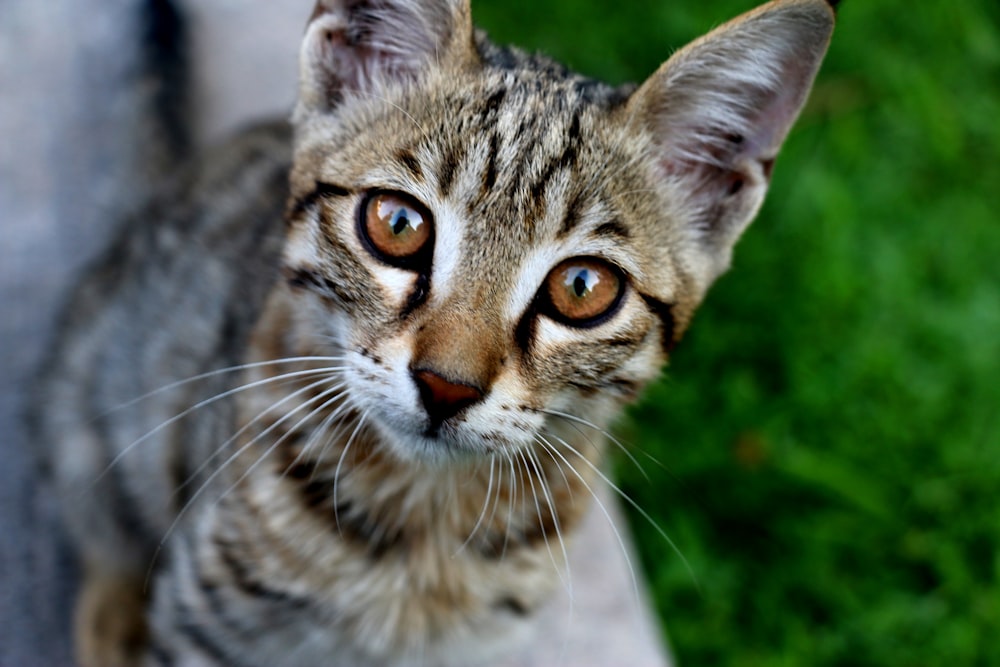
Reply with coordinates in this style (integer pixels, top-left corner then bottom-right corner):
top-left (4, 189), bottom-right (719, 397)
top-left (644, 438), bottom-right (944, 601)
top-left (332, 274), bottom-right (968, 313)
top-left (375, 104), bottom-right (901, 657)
top-left (513, 300), bottom-right (540, 357)
top-left (397, 150), bottom-right (424, 181)
top-left (148, 638), bottom-right (176, 667)
top-left (283, 265), bottom-right (353, 305)
top-left (214, 536), bottom-right (311, 608)
top-left (177, 617), bottom-right (239, 665)
top-left (483, 131), bottom-right (499, 193)
top-left (438, 143), bottom-right (464, 197)
top-left (638, 292), bottom-right (678, 354)
top-left (143, 0), bottom-right (190, 165)
top-left (288, 181), bottom-right (352, 219)
top-left (558, 191), bottom-right (585, 236)
top-left (594, 219), bottom-right (631, 239)
top-left (172, 570), bottom-right (243, 666)
top-left (496, 596), bottom-right (531, 617)
top-left (529, 112), bottom-right (582, 202)
top-left (400, 273), bottom-right (431, 320)
top-left (481, 86), bottom-right (507, 120)
top-left (283, 459), bottom-right (408, 560)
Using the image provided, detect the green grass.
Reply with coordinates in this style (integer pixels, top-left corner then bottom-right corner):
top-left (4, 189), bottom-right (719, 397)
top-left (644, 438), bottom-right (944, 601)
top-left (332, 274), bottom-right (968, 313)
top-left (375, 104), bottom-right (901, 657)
top-left (474, 1), bottom-right (1000, 664)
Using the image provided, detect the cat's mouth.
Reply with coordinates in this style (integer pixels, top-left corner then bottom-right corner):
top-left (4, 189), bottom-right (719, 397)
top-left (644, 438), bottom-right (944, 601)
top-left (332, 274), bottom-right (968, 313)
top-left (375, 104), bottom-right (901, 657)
top-left (342, 349), bottom-right (538, 462)
top-left (359, 388), bottom-right (529, 464)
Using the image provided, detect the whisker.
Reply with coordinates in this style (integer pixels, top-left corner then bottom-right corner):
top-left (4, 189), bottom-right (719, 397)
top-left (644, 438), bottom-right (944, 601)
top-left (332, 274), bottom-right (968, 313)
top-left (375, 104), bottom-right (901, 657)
top-left (523, 446), bottom-right (573, 602)
top-left (502, 452), bottom-right (518, 559)
top-left (167, 379), bottom-right (350, 540)
top-left (542, 429), bottom-right (700, 592)
top-left (94, 366), bottom-right (348, 486)
top-left (534, 432), bottom-right (642, 607)
top-left (176, 376), bottom-right (346, 496)
top-left (207, 388), bottom-right (351, 516)
top-left (143, 378), bottom-right (347, 590)
top-left (538, 408), bottom-right (655, 482)
top-left (482, 454), bottom-right (506, 555)
top-left (527, 447), bottom-right (575, 667)
top-left (280, 393), bottom-right (356, 479)
top-left (454, 455), bottom-right (496, 557)
top-left (516, 447), bottom-right (567, 591)
top-left (95, 356), bottom-right (348, 418)
top-left (333, 411), bottom-right (370, 535)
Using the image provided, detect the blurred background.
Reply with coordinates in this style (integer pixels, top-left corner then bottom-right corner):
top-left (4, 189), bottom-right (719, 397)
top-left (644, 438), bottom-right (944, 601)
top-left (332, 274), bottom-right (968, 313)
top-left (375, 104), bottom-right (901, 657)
top-left (2, 0), bottom-right (996, 665)
top-left (473, 0), bottom-right (1000, 664)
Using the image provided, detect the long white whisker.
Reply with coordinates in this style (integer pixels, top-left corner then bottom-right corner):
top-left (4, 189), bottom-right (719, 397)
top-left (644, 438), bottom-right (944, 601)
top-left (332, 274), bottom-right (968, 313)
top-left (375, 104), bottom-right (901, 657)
top-left (207, 388), bottom-right (351, 519)
top-left (165, 379), bottom-right (349, 540)
top-left (176, 376), bottom-right (345, 495)
top-left (524, 446), bottom-right (573, 602)
top-left (333, 411), bottom-right (370, 534)
top-left (96, 366), bottom-right (348, 484)
top-left (502, 452), bottom-right (518, 559)
top-left (95, 356), bottom-right (348, 418)
top-left (143, 378), bottom-right (346, 589)
top-left (543, 429), bottom-right (700, 592)
top-left (516, 447), bottom-right (569, 592)
top-left (454, 455), bottom-right (496, 557)
top-left (526, 444), bottom-right (575, 667)
top-left (539, 408), bottom-right (654, 481)
top-left (281, 394), bottom-right (357, 478)
top-left (481, 455), bottom-right (505, 556)
top-left (534, 432), bottom-right (642, 607)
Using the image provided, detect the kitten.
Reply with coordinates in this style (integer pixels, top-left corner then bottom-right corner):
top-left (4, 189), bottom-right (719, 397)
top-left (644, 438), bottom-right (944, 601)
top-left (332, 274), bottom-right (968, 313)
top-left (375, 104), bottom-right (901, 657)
top-left (33, 0), bottom-right (835, 665)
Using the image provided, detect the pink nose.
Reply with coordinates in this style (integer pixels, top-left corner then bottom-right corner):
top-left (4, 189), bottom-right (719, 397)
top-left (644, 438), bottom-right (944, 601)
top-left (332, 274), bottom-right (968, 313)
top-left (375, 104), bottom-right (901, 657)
top-left (412, 369), bottom-right (484, 427)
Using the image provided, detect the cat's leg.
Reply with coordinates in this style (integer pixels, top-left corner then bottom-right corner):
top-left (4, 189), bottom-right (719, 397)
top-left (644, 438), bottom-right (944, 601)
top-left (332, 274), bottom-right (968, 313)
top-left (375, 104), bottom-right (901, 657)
top-left (45, 425), bottom-right (163, 667)
top-left (74, 561), bottom-right (149, 667)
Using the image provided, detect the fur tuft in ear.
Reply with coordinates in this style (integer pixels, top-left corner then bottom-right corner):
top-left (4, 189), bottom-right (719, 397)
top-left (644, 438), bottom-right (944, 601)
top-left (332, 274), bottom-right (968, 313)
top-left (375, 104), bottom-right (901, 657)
top-left (629, 0), bottom-right (834, 279)
top-left (297, 0), bottom-right (473, 113)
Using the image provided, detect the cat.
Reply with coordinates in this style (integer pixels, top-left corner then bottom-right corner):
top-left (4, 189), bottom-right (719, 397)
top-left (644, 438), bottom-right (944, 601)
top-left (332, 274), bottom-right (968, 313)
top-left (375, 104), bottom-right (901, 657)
top-left (31, 0), bottom-right (836, 665)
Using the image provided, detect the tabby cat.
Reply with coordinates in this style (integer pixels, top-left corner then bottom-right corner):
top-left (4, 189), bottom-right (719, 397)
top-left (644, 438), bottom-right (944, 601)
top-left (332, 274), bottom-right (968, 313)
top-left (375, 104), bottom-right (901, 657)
top-left (33, 0), bottom-right (835, 665)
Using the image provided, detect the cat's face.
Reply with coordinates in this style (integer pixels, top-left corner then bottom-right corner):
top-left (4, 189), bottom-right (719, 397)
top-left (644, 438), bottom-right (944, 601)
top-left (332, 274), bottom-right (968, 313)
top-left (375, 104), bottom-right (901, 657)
top-left (280, 0), bottom-right (834, 462)
top-left (284, 70), bottom-right (684, 461)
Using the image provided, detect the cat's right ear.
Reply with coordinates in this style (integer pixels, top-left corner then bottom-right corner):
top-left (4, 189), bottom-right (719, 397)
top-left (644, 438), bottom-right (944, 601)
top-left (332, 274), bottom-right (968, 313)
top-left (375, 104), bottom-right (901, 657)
top-left (627, 0), bottom-right (834, 285)
top-left (297, 0), bottom-right (474, 113)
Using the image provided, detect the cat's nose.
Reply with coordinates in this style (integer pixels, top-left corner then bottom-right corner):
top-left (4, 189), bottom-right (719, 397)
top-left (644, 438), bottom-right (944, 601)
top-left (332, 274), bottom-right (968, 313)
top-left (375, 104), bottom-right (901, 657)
top-left (412, 369), bottom-right (484, 427)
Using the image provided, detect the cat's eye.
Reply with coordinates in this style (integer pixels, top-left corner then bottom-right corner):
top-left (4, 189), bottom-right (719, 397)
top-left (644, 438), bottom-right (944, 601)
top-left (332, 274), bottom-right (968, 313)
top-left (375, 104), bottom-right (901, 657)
top-left (542, 257), bottom-right (625, 327)
top-left (358, 191), bottom-right (433, 269)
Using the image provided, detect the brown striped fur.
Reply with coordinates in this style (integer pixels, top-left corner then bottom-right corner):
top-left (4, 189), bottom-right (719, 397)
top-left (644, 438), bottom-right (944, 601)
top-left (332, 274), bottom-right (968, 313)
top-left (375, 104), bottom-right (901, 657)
top-left (32, 1), bottom-right (835, 665)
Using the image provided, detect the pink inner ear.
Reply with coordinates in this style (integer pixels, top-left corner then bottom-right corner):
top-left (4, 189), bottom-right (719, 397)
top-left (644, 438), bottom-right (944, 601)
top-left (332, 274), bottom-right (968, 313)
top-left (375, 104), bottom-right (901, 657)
top-left (745, 83), bottom-right (807, 160)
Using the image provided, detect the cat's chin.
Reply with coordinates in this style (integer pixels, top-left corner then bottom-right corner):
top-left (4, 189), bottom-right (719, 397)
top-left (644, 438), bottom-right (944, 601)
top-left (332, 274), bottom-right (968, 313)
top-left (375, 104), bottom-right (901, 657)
top-left (366, 415), bottom-right (525, 467)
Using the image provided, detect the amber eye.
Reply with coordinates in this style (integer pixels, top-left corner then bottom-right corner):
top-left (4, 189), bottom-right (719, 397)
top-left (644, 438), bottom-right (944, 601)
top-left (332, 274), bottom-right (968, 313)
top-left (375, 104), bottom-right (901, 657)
top-left (359, 191), bottom-right (433, 268)
top-left (542, 257), bottom-right (625, 326)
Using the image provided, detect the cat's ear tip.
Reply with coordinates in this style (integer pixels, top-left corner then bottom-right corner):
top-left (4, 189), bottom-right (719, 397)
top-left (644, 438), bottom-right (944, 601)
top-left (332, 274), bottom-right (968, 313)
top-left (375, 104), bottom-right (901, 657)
top-left (308, 2), bottom-right (329, 23)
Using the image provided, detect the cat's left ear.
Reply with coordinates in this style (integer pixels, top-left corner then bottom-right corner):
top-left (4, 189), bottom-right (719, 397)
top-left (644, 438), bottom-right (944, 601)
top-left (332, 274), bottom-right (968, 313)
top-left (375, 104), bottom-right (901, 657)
top-left (298, 0), bottom-right (474, 113)
top-left (628, 0), bottom-right (835, 282)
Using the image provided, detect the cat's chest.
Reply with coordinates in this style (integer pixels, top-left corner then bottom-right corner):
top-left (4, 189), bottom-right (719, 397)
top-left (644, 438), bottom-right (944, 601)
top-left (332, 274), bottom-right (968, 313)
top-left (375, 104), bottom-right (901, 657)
top-left (191, 444), bottom-right (562, 666)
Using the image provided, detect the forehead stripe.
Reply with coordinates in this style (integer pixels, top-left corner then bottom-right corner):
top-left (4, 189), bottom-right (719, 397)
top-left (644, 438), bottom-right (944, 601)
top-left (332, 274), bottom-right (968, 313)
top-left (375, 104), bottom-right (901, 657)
top-left (288, 181), bottom-right (353, 220)
top-left (396, 149), bottom-right (424, 181)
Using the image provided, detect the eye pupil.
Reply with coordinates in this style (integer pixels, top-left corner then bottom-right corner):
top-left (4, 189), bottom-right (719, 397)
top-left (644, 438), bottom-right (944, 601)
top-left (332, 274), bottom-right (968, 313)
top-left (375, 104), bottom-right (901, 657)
top-left (391, 210), bottom-right (410, 235)
top-left (573, 273), bottom-right (588, 297)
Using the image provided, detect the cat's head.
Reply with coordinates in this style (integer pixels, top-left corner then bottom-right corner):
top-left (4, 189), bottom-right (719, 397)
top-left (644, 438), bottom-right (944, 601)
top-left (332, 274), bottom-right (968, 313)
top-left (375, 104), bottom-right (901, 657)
top-left (281, 0), bottom-right (834, 462)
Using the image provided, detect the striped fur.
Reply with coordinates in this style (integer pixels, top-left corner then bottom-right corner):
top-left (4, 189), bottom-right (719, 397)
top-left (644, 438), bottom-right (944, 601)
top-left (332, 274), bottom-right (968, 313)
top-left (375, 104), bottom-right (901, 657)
top-left (32, 1), bottom-right (834, 665)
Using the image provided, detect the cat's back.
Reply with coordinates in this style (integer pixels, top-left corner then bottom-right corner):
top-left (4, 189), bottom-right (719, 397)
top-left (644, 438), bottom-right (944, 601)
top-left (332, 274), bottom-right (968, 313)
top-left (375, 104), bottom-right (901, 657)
top-left (32, 121), bottom-right (292, 544)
